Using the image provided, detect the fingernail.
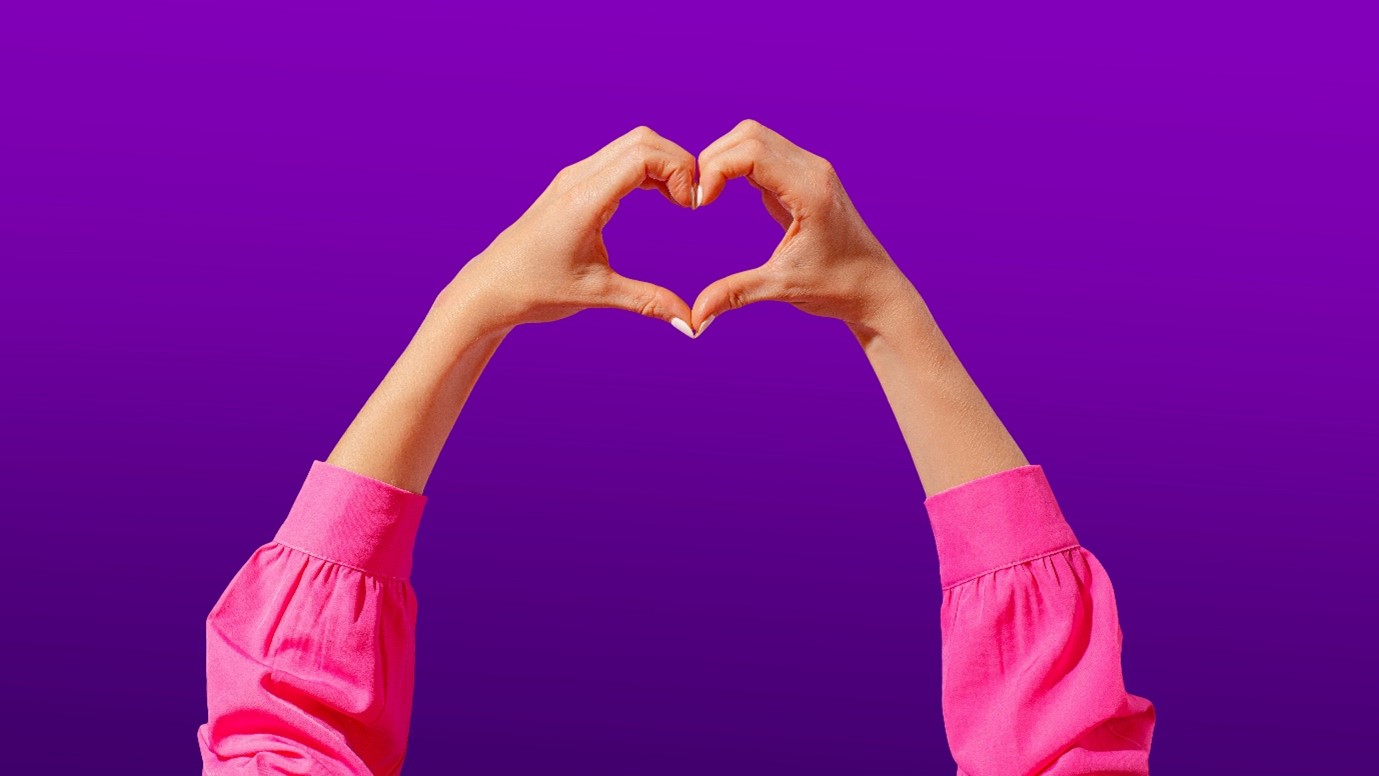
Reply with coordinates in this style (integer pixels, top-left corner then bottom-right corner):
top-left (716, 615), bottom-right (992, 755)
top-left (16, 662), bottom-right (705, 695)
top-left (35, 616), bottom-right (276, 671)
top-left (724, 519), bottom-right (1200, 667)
top-left (695, 314), bottom-right (716, 338)
top-left (690, 184), bottom-right (699, 210)
top-left (695, 184), bottom-right (704, 208)
top-left (670, 317), bottom-right (694, 338)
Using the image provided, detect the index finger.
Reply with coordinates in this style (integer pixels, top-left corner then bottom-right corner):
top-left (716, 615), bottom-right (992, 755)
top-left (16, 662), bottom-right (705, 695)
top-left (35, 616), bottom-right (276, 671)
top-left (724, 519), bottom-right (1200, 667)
top-left (696, 120), bottom-right (821, 209)
top-left (574, 126), bottom-right (698, 213)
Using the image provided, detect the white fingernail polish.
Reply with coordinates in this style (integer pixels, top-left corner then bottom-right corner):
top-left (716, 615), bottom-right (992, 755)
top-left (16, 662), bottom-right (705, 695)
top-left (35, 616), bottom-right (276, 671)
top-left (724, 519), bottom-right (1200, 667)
top-left (695, 184), bottom-right (704, 208)
top-left (696, 314), bottom-right (716, 337)
top-left (670, 317), bottom-right (694, 338)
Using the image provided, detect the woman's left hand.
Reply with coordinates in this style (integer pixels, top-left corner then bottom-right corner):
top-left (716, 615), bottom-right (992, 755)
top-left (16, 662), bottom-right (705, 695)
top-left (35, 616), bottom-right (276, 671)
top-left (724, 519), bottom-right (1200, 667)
top-left (690, 120), bottom-right (917, 339)
top-left (441, 126), bottom-right (699, 337)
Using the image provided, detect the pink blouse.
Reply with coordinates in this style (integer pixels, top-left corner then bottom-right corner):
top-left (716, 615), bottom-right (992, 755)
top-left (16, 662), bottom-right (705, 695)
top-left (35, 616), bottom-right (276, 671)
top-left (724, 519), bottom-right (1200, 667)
top-left (199, 462), bottom-right (1155, 774)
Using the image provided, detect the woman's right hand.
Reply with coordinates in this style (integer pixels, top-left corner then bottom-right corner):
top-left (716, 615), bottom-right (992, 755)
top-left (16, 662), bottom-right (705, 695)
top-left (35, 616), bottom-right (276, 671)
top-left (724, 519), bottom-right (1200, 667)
top-left (441, 126), bottom-right (699, 337)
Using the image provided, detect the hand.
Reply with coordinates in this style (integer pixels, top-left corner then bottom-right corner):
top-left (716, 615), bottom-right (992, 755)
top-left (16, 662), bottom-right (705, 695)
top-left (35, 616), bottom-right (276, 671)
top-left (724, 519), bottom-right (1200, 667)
top-left (443, 126), bottom-right (699, 337)
top-left (691, 120), bottom-right (919, 337)
top-left (690, 123), bottom-right (1027, 495)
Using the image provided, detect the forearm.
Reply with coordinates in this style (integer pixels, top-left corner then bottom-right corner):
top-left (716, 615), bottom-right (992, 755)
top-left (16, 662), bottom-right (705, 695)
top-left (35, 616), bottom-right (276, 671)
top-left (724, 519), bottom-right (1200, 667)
top-left (850, 285), bottom-right (1027, 497)
top-left (685, 121), bottom-right (1152, 769)
top-left (869, 289), bottom-right (1155, 771)
top-left (327, 283), bottom-right (507, 494)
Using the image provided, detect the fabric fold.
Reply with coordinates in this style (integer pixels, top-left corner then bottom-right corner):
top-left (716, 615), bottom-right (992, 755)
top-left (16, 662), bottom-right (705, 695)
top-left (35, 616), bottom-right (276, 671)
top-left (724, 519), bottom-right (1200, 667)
top-left (274, 460), bottom-right (427, 580)
top-left (924, 465), bottom-right (1079, 589)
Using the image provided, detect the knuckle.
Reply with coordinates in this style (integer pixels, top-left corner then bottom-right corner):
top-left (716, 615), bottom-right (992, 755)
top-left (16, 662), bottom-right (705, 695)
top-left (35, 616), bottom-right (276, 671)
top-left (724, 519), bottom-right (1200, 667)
top-left (635, 287), bottom-right (662, 318)
top-left (627, 125), bottom-right (657, 144)
top-left (741, 137), bottom-right (767, 157)
top-left (722, 278), bottom-right (751, 310)
top-left (721, 286), bottom-right (743, 311)
top-left (559, 181), bottom-right (588, 205)
top-left (816, 171), bottom-right (839, 198)
top-left (736, 118), bottom-right (764, 136)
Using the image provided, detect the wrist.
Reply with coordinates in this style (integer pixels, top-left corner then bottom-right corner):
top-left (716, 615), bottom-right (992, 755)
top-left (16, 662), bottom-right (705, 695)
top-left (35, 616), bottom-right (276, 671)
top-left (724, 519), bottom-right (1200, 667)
top-left (398, 282), bottom-right (511, 374)
top-left (433, 272), bottom-right (518, 340)
top-left (849, 265), bottom-right (928, 340)
top-left (849, 285), bottom-right (956, 365)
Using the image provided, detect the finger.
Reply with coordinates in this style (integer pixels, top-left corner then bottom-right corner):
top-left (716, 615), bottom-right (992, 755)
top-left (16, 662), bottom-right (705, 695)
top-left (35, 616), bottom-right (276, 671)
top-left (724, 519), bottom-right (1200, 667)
top-left (696, 119), bottom-right (804, 209)
top-left (596, 271), bottom-right (696, 335)
top-left (638, 177), bottom-right (679, 206)
top-left (690, 267), bottom-right (777, 330)
top-left (698, 118), bottom-right (784, 167)
top-left (581, 126), bottom-right (697, 211)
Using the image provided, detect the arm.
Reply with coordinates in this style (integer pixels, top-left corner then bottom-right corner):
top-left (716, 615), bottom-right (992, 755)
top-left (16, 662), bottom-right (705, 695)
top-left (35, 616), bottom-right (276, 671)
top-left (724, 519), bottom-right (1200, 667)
top-left (199, 127), bottom-right (700, 774)
top-left (692, 120), bottom-right (1155, 774)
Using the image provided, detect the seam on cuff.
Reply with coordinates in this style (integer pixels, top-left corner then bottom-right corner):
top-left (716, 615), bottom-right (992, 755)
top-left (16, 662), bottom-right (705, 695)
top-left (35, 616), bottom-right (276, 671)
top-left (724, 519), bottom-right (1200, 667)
top-left (270, 540), bottom-right (410, 583)
top-left (940, 543), bottom-right (1082, 591)
top-left (924, 463), bottom-right (1043, 503)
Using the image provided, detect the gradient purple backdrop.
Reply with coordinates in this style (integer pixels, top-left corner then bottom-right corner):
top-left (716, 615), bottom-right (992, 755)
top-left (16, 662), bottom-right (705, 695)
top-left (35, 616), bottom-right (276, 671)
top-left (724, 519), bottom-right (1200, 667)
top-left (2, 2), bottom-right (1376, 772)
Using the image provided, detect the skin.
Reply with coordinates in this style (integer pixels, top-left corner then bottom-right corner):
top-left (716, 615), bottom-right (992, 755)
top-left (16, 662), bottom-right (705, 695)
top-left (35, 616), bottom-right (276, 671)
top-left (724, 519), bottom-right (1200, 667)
top-left (328, 121), bottom-right (1025, 498)
top-left (327, 126), bottom-right (696, 492)
top-left (692, 120), bottom-right (1028, 496)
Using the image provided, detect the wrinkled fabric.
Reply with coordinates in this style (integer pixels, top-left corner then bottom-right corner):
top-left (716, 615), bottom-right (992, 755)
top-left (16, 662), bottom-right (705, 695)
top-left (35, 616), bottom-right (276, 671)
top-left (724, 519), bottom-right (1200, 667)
top-left (200, 461), bottom-right (1153, 774)
top-left (199, 461), bottom-right (424, 775)
top-left (928, 465), bottom-right (1155, 774)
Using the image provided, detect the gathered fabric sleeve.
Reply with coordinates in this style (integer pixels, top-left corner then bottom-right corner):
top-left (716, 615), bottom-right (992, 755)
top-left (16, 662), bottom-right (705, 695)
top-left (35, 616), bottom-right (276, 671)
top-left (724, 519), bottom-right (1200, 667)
top-left (925, 465), bottom-right (1156, 775)
top-left (199, 461), bottom-right (427, 775)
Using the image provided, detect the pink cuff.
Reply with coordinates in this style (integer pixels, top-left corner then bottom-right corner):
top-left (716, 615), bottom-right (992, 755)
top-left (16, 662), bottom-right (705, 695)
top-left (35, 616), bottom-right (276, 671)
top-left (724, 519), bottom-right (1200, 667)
top-left (923, 465), bottom-right (1079, 589)
top-left (273, 460), bottom-right (428, 580)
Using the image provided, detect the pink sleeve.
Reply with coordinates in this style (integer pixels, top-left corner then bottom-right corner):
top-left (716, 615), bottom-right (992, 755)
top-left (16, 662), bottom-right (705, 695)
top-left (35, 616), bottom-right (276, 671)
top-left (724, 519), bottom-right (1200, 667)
top-left (925, 465), bottom-right (1156, 775)
top-left (198, 461), bottom-right (427, 775)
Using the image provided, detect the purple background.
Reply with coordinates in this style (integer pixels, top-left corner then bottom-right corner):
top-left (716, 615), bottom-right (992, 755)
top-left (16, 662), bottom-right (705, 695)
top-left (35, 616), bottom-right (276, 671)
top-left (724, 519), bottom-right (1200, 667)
top-left (3, 2), bottom-right (1376, 772)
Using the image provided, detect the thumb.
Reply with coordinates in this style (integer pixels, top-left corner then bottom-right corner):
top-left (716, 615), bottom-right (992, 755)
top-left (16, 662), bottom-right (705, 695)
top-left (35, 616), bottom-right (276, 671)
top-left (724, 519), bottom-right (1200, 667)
top-left (691, 267), bottom-right (774, 333)
top-left (599, 272), bottom-right (696, 337)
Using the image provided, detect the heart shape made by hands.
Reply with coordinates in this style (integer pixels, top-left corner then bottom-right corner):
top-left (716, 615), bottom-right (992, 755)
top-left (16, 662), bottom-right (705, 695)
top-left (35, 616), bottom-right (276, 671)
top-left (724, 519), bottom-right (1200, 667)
top-left (466, 121), bottom-right (889, 343)
top-left (590, 120), bottom-right (872, 341)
